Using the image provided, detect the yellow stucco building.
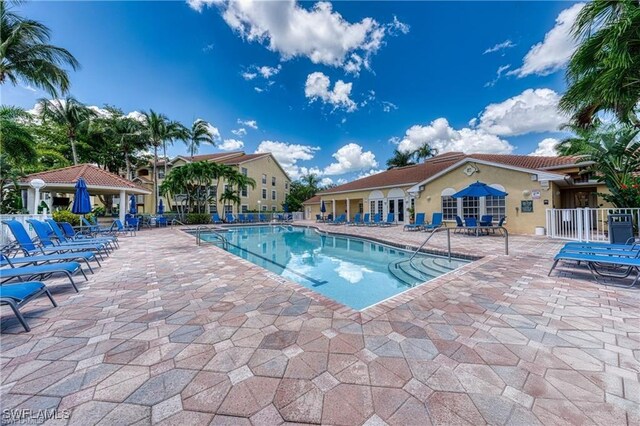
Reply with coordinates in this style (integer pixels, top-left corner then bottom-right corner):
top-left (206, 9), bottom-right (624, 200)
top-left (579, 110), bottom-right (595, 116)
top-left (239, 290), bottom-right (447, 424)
top-left (134, 151), bottom-right (291, 215)
top-left (304, 152), bottom-right (609, 235)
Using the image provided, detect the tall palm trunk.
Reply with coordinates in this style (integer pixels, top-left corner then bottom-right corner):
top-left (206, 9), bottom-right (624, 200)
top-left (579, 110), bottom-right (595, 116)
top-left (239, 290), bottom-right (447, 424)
top-left (163, 141), bottom-right (168, 178)
top-left (69, 131), bottom-right (79, 165)
top-left (153, 145), bottom-right (158, 214)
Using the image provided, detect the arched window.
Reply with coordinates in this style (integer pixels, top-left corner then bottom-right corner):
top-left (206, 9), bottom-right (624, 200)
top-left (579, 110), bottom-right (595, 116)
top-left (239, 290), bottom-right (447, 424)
top-left (369, 190), bottom-right (384, 214)
top-left (485, 184), bottom-right (506, 220)
top-left (441, 188), bottom-right (457, 221)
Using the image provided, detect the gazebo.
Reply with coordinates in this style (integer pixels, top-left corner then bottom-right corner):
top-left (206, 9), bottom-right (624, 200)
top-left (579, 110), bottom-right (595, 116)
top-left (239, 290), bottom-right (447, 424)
top-left (18, 164), bottom-right (151, 223)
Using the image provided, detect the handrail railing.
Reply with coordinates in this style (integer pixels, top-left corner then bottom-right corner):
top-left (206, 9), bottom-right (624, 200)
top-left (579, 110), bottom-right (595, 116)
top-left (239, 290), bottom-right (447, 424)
top-left (408, 225), bottom-right (509, 261)
top-left (195, 225), bottom-right (228, 249)
top-left (171, 219), bottom-right (187, 227)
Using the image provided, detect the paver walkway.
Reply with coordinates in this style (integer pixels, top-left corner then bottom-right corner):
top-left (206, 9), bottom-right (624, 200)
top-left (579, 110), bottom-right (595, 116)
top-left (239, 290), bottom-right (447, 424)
top-left (1, 223), bottom-right (639, 425)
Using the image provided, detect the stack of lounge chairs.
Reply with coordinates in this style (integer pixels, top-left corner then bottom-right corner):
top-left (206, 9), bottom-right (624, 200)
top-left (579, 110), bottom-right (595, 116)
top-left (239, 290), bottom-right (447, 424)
top-left (1, 217), bottom-right (132, 332)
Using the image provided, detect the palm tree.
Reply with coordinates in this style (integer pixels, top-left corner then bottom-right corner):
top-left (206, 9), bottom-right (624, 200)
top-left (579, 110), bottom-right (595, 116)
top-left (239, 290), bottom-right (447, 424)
top-left (386, 149), bottom-right (416, 169)
top-left (0, 0), bottom-right (80, 95)
top-left (109, 113), bottom-right (145, 180)
top-left (186, 119), bottom-right (216, 158)
top-left (300, 173), bottom-right (320, 193)
top-left (211, 163), bottom-right (232, 215)
top-left (219, 187), bottom-right (240, 217)
top-left (413, 143), bottom-right (438, 163)
top-left (559, 0), bottom-right (640, 127)
top-left (556, 123), bottom-right (600, 156)
top-left (38, 97), bottom-right (95, 165)
top-left (227, 170), bottom-right (256, 213)
top-left (0, 106), bottom-right (36, 164)
top-left (139, 110), bottom-right (187, 212)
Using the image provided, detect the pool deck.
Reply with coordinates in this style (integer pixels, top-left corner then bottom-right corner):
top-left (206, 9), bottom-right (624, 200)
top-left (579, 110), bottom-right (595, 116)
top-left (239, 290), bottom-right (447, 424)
top-left (1, 222), bottom-right (639, 425)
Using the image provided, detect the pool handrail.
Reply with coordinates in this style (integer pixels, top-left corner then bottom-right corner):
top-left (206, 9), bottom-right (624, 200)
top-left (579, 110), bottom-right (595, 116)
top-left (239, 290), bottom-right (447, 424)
top-left (195, 225), bottom-right (229, 249)
top-left (408, 226), bottom-right (509, 262)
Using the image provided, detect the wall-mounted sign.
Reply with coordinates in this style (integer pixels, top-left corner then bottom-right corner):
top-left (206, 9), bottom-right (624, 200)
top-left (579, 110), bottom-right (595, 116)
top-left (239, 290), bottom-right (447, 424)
top-left (531, 190), bottom-right (541, 199)
top-left (543, 199), bottom-right (549, 205)
top-left (521, 200), bottom-right (534, 213)
top-left (463, 164), bottom-right (478, 176)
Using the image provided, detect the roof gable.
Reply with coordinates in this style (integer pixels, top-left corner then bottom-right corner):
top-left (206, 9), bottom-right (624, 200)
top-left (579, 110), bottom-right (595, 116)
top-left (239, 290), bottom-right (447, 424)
top-left (20, 164), bottom-right (150, 193)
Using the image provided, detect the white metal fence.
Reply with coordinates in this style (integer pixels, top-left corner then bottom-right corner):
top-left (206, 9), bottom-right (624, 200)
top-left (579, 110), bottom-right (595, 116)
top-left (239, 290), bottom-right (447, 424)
top-left (0, 213), bottom-right (50, 247)
top-left (545, 208), bottom-right (640, 242)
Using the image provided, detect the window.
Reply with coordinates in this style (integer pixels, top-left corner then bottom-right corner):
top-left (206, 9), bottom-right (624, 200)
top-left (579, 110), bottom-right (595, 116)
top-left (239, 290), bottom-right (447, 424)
top-left (138, 169), bottom-right (149, 176)
top-left (272, 206), bottom-right (277, 212)
top-left (272, 176), bottom-right (276, 186)
top-left (262, 189), bottom-right (267, 199)
top-left (261, 205), bottom-right (268, 211)
top-left (241, 186), bottom-right (248, 197)
top-left (271, 190), bottom-right (276, 201)
top-left (377, 200), bottom-right (383, 215)
top-left (210, 186), bottom-right (217, 198)
top-left (441, 188), bottom-right (457, 221)
top-left (358, 203), bottom-right (363, 214)
top-left (262, 174), bottom-right (267, 185)
top-left (462, 197), bottom-right (479, 219)
top-left (285, 182), bottom-right (289, 190)
top-left (485, 196), bottom-right (505, 220)
top-left (241, 167), bottom-right (248, 176)
top-left (241, 205), bottom-right (248, 213)
top-left (158, 170), bottom-right (165, 179)
top-left (224, 205), bottom-right (232, 214)
top-left (370, 201), bottom-right (375, 213)
top-left (136, 195), bottom-right (145, 204)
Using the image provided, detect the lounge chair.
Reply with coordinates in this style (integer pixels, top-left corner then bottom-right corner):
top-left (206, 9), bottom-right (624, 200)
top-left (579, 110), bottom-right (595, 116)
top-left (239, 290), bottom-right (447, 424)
top-left (1, 258), bottom-right (86, 292)
top-left (479, 215), bottom-right (493, 227)
top-left (359, 213), bottom-right (371, 226)
top-left (211, 213), bottom-right (222, 224)
top-left (259, 214), bottom-right (267, 222)
top-left (27, 220), bottom-right (111, 257)
top-left (404, 213), bottom-right (425, 231)
top-left (112, 219), bottom-right (137, 237)
top-left (1, 281), bottom-right (57, 332)
top-left (464, 217), bottom-right (479, 236)
top-left (548, 248), bottom-right (640, 287)
top-left (156, 216), bottom-right (168, 227)
top-left (247, 213), bottom-right (255, 223)
top-left (424, 213), bottom-right (444, 232)
top-left (348, 213), bottom-right (362, 226)
top-left (3, 220), bottom-right (100, 266)
top-left (328, 214), bottom-right (346, 225)
top-left (454, 216), bottom-right (464, 234)
top-left (225, 214), bottom-right (236, 223)
top-left (80, 216), bottom-right (113, 235)
top-left (368, 213), bottom-right (382, 226)
top-left (46, 219), bottom-right (117, 250)
top-left (381, 213), bottom-right (396, 227)
top-left (238, 214), bottom-right (247, 223)
top-left (1, 251), bottom-right (98, 274)
top-left (125, 217), bottom-right (140, 231)
top-left (326, 214), bottom-right (333, 222)
top-left (316, 214), bottom-right (323, 223)
top-left (59, 222), bottom-right (118, 248)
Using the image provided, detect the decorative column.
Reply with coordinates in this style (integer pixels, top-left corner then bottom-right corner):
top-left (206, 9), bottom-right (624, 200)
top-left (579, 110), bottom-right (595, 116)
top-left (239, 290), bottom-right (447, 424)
top-left (346, 198), bottom-right (350, 221)
top-left (119, 190), bottom-right (127, 223)
top-left (332, 199), bottom-right (336, 219)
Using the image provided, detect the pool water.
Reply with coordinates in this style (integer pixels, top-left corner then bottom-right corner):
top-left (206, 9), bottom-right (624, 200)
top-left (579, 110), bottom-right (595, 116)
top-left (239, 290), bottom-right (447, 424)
top-left (201, 225), bottom-right (470, 310)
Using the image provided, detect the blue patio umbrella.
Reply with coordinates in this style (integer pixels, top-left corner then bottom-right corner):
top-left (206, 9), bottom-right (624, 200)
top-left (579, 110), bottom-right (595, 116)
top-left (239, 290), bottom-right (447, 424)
top-left (157, 199), bottom-right (164, 215)
top-left (283, 203), bottom-right (288, 213)
top-left (320, 200), bottom-right (326, 213)
top-left (71, 178), bottom-right (92, 214)
top-left (452, 181), bottom-right (508, 198)
top-left (129, 194), bottom-right (137, 215)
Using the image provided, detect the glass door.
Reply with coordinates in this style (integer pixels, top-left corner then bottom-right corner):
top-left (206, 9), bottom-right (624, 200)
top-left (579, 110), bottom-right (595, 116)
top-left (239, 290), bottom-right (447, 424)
top-left (397, 199), bottom-right (404, 222)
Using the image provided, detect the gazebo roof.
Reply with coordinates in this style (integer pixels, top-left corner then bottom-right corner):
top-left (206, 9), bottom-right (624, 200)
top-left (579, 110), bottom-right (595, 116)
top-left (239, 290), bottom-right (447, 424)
top-left (19, 164), bottom-right (151, 195)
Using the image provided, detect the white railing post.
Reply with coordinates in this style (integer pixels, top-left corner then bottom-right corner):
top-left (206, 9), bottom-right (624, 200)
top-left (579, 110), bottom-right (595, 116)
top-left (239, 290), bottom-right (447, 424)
top-left (583, 207), bottom-right (590, 243)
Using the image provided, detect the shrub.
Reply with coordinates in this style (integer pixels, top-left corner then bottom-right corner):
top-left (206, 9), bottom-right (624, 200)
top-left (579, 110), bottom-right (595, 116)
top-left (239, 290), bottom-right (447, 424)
top-left (52, 209), bottom-right (80, 226)
top-left (186, 213), bottom-right (211, 225)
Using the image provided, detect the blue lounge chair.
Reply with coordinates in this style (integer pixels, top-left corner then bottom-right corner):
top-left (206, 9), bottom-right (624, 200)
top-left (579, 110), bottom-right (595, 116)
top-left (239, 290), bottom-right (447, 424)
top-left (479, 215), bottom-right (493, 227)
top-left (59, 222), bottom-right (118, 248)
top-left (156, 216), bottom-right (168, 227)
top-left (549, 248), bottom-right (640, 287)
top-left (368, 213), bottom-right (382, 226)
top-left (348, 213), bottom-right (362, 226)
top-left (225, 214), bottom-right (236, 223)
top-left (211, 213), bottom-right (223, 224)
top-left (1, 281), bottom-right (57, 332)
top-left (454, 216), bottom-right (464, 234)
top-left (1, 259), bottom-right (86, 292)
top-left (247, 213), bottom-right (255, 223)
top-left (424, 213), bottom-right (444, 232)
top-left (464, 217), bottom-right (479, 236)
top-left (125, 217), bottom-right (140, 231)
top-left (3, 220), bottom-right (99, 263)
top-left (326, 214), bottom-right (334, 222)
top-left (80, 216), bottom-right (112, 235)
top-left (381, 213), bottom-right (396, 227)
top-left (112, 219), bottom-right (136, 237)
top-left (316, 214), bottom-right (323, 222)
top-left (238, 214), bottom-right (247, 223)
top-left (404, 213), bottom-right (425, 231)
top-left (328, 214), bottom-right (346, 225)
top-left (46, 219), bottom-right (117, 250)
top-left (1, 251), bottom-right (98, 274)
top-left (27, 220), bottom-right (110, 257)
top-left (359, 213), bottom-right (371, 226)
top-left (259, 214), bottom-right (267, 222)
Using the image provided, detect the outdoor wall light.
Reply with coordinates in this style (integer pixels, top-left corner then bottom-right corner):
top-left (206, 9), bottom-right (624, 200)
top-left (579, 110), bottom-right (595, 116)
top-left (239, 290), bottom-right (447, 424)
top-left (522, 190), bottom-right (531, 197)
top-left (426, 196), bottom-right (431, 201)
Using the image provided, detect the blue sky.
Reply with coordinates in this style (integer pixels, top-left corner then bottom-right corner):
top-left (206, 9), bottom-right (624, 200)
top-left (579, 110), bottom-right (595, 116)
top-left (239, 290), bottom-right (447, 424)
top-left (4, 1), bottom-right (584, 185)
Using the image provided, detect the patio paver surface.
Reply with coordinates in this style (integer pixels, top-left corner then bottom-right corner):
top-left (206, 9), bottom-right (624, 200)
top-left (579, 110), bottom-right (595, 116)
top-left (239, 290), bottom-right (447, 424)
top-left (1, 222), bottom-right (639, 425)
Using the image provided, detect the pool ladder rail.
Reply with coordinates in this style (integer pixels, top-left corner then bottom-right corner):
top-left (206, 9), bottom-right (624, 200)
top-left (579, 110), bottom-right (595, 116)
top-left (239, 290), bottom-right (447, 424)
top-left (195, 225), bottom-right (229, 249)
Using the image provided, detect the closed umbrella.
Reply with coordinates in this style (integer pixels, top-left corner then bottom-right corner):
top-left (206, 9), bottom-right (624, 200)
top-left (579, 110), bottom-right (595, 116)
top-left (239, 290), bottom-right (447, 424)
top-left (129, 195), bottom-right (137, 215)
top-left (320, 200), bottom-right (326, 220)
top-left (71, 178), bottom-right (92, 215)
top-left (157, 199), bottom-right (164, 215)
top-left (452, 181), bottom-right (508, 198)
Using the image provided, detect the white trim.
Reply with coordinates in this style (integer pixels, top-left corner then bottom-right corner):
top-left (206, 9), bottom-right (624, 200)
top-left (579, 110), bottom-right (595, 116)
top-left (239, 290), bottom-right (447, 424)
top-left (441, 187), bottom-right (456, 197)
top-left (407, 158), bottom-right (568, 193)
top-left (17, 182), bottom-right (150, 195)
top-left (369, 190), bottom-right (384, 200)
top-left (321, 182), bottom-right (419, 196)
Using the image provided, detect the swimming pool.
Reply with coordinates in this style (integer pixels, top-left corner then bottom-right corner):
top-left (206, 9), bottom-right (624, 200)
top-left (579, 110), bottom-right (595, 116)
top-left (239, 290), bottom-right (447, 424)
top-left (199, 225), bottom-right (470, 310)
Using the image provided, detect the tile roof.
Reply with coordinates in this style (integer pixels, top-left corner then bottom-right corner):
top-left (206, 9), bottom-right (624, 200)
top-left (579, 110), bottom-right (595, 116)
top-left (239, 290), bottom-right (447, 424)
top-left (178, 152), bottom-right (245, 162)
top-left (20, 164), bottom-right (149, 192)
top-left (319, 152), bottom-right (583, 195)
top-left (303, 195), bottom-right (322, 204)
top-left (217, 153), bottom-right (271, 165)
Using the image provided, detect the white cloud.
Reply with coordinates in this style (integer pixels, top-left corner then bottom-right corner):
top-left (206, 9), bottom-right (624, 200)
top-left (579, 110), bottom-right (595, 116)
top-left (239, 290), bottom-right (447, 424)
top-left (357, 168), bottom-right (384, 179)
top-left (475, 88), bottom-right (568, 136)
top-left (254, 87), bottom-right (264, 93)
top-left (126, 111), bottom-right (146, 122)
top-left (237, 119), bottom-right (258, 129)
top-left (218, 138), bottom-right (245, 151)
top-left (202, 43), bottom-right (215, 52)
top-left (305, 72), bottom-right (356, 112)
top-left (194, 0), bottom-right (397, 74)
top-left (242, 72), bottom-right (257, 80)
top-left (388, 16), bottom-right (410, 35)
top-left (258, 64), bottom-right (281, 79)
top-left (510, 3), bottom-right (585, 77)
top-left (323, 143), bottom-right (378, 176)
top-left (382, 101), bottom-right (398, 112)
top-left (231, 128), bottom-right (247, 136)
top-left (320, 177), bottom-right (335, 187)
top-left (334, 260), bottom-right (372, 284)
top-left (396, 118), bottom-right (514, 155)
top-left (255, 140), bottom-right (319, 179)
top-left (484, 64), bottom-right (511, 88)
top-left (203, 122), bottom-right (222, 141)
top-left (529, 138), bottom-right (559, 156)
top-left (483, 39), bottom-right (516, 55)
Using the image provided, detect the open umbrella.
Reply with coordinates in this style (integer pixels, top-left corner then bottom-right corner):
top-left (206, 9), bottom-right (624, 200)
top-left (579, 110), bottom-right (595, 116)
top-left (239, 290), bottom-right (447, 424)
top-left (129, 195), bottom-right (137, 215)
top-left (157, 199), bottom-right (164, 215)
top-left (452, 181), bottom-right (508, 198)
top-left (71, 178), bottom-right (92, 215)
